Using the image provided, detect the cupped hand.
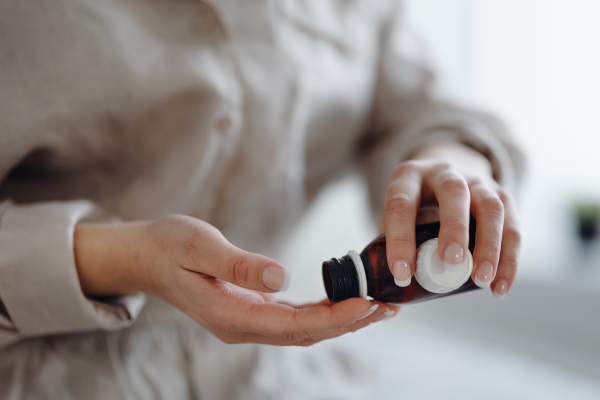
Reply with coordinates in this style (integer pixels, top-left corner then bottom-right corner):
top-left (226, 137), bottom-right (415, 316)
top-left (382, 142), bottom-right (521, 299)
top-left (75, 215), bottom-right (398, 346)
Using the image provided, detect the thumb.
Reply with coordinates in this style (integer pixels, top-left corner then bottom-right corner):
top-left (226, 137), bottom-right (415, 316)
top-left (184, 228), bottom-right (291, 293)
top-left (223, 248), bottom-right (291, 293)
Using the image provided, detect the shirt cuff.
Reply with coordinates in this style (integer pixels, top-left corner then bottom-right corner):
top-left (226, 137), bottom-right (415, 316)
top-left (0, 200), bottom-right (145, 338)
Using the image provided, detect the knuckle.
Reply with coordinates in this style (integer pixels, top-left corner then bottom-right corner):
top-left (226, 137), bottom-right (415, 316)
top-left (387, 236), bottom-right (414, 252)
top-left (283, 310), bottom-right (311, 343)
top-left (439, 175), bottom-right (469, 195)
top-left (504, 227), bottom-right (522, 245)
top-left (478, 195), bottom-right (504, 218)
top-left (175, 229), bottom-right (207, 265)
top-left (443, 217), bottom-right (469, 234)
top-left (182, 229), bottom-right (206, 252)
top-left (467, 176), bottom-right (485, 188)
top-left (385, 193), bottom-right (415, 216)
top-left (500, 255), bottom-right (520, 274)
top-left (497, 188), bottom-right (514, 203)
top-left (481, 238), bottom-right (502, 255)
top-left (393, 160), bottom-right (420, 177)
top-left (227, 254), bottom-right (250, 287)
top-left (323, 306), bottom-right (343, 330)
top-left (176, 224), bottom-right (221, 262)
top-left (433, 162), bottom-right (453, 173)
top-left (282, 328), bottom-right (310, 343)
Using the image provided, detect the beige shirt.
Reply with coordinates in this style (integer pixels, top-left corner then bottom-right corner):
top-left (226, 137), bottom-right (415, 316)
top-left (0, 0), bottom-right (524, 398)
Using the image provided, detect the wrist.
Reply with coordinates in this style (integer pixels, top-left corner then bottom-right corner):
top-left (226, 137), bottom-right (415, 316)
top-left (410, 142), bottom-right (493, 179)
top-left (74, 221), bottom-right (153, 297)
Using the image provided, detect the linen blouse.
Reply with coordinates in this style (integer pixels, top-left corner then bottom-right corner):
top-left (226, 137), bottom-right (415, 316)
top-left (0, 0), bottom-right (524, 398)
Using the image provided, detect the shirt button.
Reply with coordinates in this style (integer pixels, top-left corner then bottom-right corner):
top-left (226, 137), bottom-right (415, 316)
top-left (216, 116), bottom-right (232, 134)
top-left (190, 9), bottom-right (216, 37)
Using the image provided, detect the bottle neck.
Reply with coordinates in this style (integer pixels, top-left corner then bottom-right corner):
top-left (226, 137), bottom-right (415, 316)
top-left (322, 250), bottom-right (367, 302)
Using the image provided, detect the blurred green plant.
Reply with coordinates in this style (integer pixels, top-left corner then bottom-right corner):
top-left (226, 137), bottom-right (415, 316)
top-left (574, 200), bottom-right (600, 241)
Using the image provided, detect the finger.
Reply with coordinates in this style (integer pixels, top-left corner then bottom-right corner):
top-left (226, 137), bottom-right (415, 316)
top-left (431, 167), bottom-right (471, 271)
top-left (272, 301), bottom-right (393, 346)
top-left (291, 301), bottom-right (395, 346)
top-left (243, 301), bottom-right (400, 346)
top-left (470, 185), bottom-right (504, 289)
top-left (252, 290), bottom-right (276, 302)
top-left (204, 302), bottom-right (386, 346)
top-left (203, 290), bottom-right (400, 346)
top-left (237, 297), bottom-right (378, 341)
top-left (206, 307), bottom-right (379, 346)
top-left (279, 298), bottom-right (395, 313)
top-left (182, 229), bottom-right (290, 293)
top-left (276, 299), bottom-right (332, 309)
top-left (492, 190), bottom-right (521, 300)
top-left (371, 303), bottom-right (400, 323)
top-left (383, 162), bottom-right (422, 287)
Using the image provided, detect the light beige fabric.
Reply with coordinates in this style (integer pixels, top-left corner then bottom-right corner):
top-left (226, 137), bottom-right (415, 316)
top-left (0, 0), bottom-right (524, 399)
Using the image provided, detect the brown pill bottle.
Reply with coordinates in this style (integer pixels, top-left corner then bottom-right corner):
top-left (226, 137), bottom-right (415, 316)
top-left (322, 219), bottom-right (479, 305)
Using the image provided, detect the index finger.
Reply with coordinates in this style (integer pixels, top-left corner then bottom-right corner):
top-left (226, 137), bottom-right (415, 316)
top-left (382, 162), bottom-right (423, 287)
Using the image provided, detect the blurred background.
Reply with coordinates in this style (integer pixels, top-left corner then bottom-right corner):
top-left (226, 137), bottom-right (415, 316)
top-left (276, 1), bottom-right (600, 398)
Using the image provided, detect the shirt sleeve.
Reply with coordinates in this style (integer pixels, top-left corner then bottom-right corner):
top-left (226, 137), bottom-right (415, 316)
top-left (360, 1), bottom-right (526, 220)
top-left (0, 199), bottom-right (145, 348)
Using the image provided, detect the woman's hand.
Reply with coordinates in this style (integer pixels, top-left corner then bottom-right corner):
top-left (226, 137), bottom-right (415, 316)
top-left (383, 142), bottom-right (521, 300)
top-left (74, 215), bottom-right (397, 346)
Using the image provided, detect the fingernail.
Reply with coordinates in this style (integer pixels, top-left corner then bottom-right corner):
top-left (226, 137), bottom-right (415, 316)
top-left (474, 261), bottom-right (494, 289)
top-left (393, 261), bottom-right (411, 287)
top-left (493, 279), bottom-right (509, 300)
top-left (443, 242), bottom-right (464, 272)
top-left (358, 304), bottom-right (379, 320)
top-left (262, 266), bottom-right (291, 291)
top-left (373, 310), bottom-right (396, 323)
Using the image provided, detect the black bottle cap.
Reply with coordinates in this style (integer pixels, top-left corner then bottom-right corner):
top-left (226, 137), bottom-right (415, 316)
top-left (322, 255), bottom-right (360, 302)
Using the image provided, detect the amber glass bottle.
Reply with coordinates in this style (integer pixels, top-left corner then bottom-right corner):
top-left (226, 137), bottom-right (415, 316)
top-left (322, 219), bottom-right (479, 305)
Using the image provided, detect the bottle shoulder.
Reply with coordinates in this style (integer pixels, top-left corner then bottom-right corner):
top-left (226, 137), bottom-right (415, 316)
top-left (362, 233), bottom-right (386, 254)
